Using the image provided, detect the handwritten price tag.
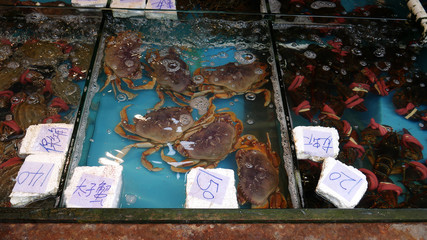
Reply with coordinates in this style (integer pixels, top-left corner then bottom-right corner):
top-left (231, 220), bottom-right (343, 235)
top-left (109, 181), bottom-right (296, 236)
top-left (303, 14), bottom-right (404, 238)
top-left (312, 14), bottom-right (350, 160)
top-left (316, 158), bottom-right (367, 208)
top-left (12, 161), bottom-right (54, 193)
top-left (303, 129), bottom-right (334, 157)
top-left (323, 162), bottom-right (364, 202)
top-left (32, 125), bottom-right (73, 154)
top-left (148, 0), bottom-right (175, 9)
top-left (188, 169), bottom-right (230, 205)
top-left (69, 174), bottom-right (114, 208)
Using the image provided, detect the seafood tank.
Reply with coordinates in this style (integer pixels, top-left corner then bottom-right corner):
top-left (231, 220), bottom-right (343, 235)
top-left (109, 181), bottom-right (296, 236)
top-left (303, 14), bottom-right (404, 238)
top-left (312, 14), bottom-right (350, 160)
top-left (67, 14), bottom-right (297, 209)
top-left (0, 0), bottom-right (426, 222)
top-left (0, 6), bottom-right (102, 208)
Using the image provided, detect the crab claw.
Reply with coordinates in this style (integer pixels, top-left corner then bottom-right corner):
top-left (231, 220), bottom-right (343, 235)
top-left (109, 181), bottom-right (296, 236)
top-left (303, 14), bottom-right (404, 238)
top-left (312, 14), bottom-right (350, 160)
top-left (43, 114), bottom-right (62, 123)
top-left (367, 118), bottom-right (388, 136)
top-left (0, 90), bottom-right (14, 99)
top-left (2, 120), bottom-right (22, 134)
top-left (0, 157), bottom-right (23, 169)
top-left (20, 69), bottom-right (32, 84)
top-left (343, 138), bottom-right (365, 158)
top-left (43, 80), bottom-right (53, 95)
top-left (344, 94), bottom-right (366, 110)
top-left (404, 161), bottom-right (427, 181)
top-left (402, 130), bottom-right (424, 150)
top-left (359, 168), bottom-right (379, 191)
top-left (288, 75), bottom-right (305, 91)
top-left (292, 100), bottom-right (312, 121)
top-left (378, 182), bottom-right (403, 196)
top-left (50, 97), bottom-right (69, 112)
top-left (396, 102), bottom-right (416, 116)
top-left (320, 104), bottom-right (340, 120)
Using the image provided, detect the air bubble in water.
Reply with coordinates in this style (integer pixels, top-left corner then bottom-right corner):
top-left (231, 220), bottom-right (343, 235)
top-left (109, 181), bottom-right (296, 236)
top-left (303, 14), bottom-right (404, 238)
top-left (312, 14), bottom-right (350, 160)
top-left (246, 119), bottom-right (254, 125)
top-left (351, 48), bottom-right (362, 56)
top-left (245, 92), bottom-right (256, 101)
top-left (254, 68), bottom-right (264, 75)
top-left (359, 61), bottom-right (367, 67)
top-left (310, 1), bottom-right (336, 9)
top-left (107, 129), bottom-right (112, 134)
top-left (193, 75), bottom-right (204, 84)
top-left (235, 51), bottom-right (256, 64)
top-left (125, 194), bottom-right (137, 205)
top-left (304, 50), bottom-right (317, 59)
top-left (245, 162), bottom-right (253, 168)
top-left (162, 59), bottom-right (181, 72)
top-left (322, 65), bottom-right (330, 71)
top-left (373, 47), bottom-right (386, 58)
top-left (117, 93), bottom-right (127, 102)
top-left (124, 59), bottom-right (134, 67)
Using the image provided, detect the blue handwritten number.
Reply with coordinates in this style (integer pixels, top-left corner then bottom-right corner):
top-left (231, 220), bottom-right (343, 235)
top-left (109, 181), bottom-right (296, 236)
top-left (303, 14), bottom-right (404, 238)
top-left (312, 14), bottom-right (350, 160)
top-left (196, 170), bottom-right (223, 200)
top-left (17, 164), bottom-right (54, 188)
top-left (328, 171), bottom-right (361, 194)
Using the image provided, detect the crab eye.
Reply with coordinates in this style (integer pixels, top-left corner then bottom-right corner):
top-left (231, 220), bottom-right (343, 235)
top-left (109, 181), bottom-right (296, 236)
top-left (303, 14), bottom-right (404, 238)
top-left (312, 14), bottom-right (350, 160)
top-left (26, 94), bottom-right (39, 104)
top-left (10, 96), bottom-right (22, 104)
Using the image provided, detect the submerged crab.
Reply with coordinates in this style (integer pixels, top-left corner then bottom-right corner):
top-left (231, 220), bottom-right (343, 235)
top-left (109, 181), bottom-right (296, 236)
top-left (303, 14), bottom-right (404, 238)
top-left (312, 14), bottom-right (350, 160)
top-left (101, 31), bottom-right (143, 100)
top-left (15, 40), bottom-right (67, 67)
top-left (11, 92), bottom-right (48, 130)
top-left (235, 133), bottom-right (287, 208)
top-left (193, 61), bottom-right (271, 106)
top-left (141, 47), bottom-right (195, 109)
top-left (162, 108), bottom-right (244, 173)
top-left (114, 101), bottom-right (215, 171)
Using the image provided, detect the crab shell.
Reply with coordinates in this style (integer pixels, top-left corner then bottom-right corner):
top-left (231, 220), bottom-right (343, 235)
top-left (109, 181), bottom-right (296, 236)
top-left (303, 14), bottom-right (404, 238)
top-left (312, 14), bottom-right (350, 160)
top-left (12, 93), bottom-right (48, 129)
top-left (194, 61), bottom-right (268, 92)
top-left (146, 48), bottom-right (193, 93)
top-left (16, 41), bottom-right (67, 67)
top-left (236, 137), bottom-right (280, 206)
top-left (104, 31), bottom-right (143, 80)
top-left (175, 112), bottom-right (242, 162)
top-left (132, 106), bottom-right (194, 143)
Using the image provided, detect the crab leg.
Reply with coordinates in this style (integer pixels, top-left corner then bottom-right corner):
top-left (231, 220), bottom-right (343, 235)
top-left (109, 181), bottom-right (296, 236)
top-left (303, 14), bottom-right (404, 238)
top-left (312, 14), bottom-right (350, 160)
top-left (115, 142), bottom-right (155, 159)
top-left (114, 122), bottom-right (147, 142)
top-left (153, 86), bottom-right (166, 109)
top-left (165, 91), bottom-right (188, 107)
top-left (115, 77), bottom-right (138, 100)
top-left (99, 70), bottom-right (114, 92)
top-left (141, 145), bottom-right (163, 171)
top-left (160, 150), bottom-right (199, 173)
top-left (122, 77), bottom-right (156, 90)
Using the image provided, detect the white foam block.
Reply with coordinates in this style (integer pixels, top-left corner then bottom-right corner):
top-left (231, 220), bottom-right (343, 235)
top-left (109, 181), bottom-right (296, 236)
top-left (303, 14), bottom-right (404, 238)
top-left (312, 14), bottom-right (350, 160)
top-left (315, 157), bottom-right (367, 208)
top-left (9, 153), bottom-right (66, 207)
top-left (110, 0), bottom-right (146, 17)
top-left (185, 167), bottom-right (238, 209)
top-left (19, 123), bottom-right (73, 156)
top-left (71, 0), bottom-right (108, 7)
top-left (64, 165), bottom-right (123, 208)
top-left (146, 0), bottom-right (178, 20)
top-left (293, 126), bottom-right (339, 162)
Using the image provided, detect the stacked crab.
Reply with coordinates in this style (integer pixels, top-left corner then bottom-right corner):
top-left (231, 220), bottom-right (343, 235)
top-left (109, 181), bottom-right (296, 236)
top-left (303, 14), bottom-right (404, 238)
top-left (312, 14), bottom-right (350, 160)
top-left (100, 30), bottom-right (287, 208)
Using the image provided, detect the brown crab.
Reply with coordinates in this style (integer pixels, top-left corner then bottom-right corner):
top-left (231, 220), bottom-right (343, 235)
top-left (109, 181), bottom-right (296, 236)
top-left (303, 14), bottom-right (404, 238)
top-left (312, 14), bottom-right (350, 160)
top-left (162, 108), bottom-right (244, 173)
top-left (11, 92), bottom-right (48, 130)
top-left (235, 133), bottom-right (287, 208)
top-left (141, 47), bottom-right (195, 109)
top-left (114, 101), bottom-right (215, 171)
top-left (0, 64), bottom-right (23, 91)
top-left (193, 61), bottom-right (271, 106)
top-left (15, 40), bottom-right (67, 67)
top-left (100, 31), bottom-right (143, 100)
top-left (51, 70), bottom-right (81, 106)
